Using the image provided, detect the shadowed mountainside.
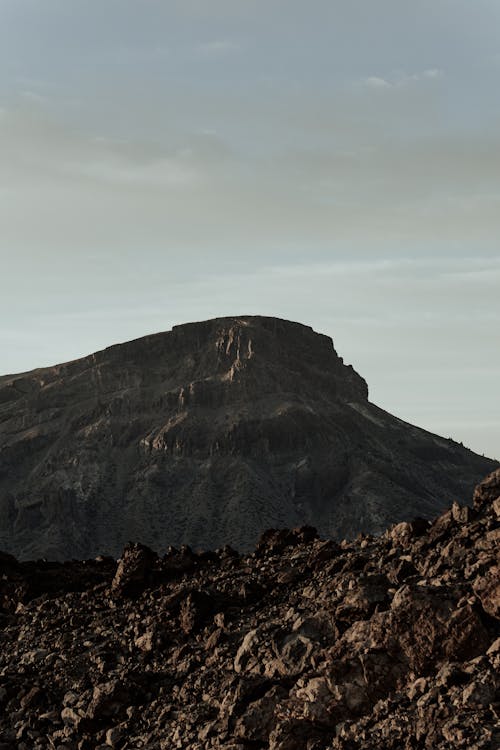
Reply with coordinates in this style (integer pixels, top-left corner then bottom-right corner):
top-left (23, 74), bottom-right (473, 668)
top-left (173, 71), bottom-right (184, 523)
top-left (0, 316), bottom-right (496, 559)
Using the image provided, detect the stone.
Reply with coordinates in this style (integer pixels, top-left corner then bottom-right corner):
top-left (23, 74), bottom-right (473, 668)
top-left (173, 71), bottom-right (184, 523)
top-left (271, 633), bottom-right (314, 677)
top-left (134, 631), bottom-right (155, 652)
top-left (389, 517), bottom-right (430, 544)
top-left (0, 471), bottom-right (499, 749)
top-left (462, 680), bottom-right (495, 706)
top-left (179, 590), bottom-right (215, 634)
top-left (473, 468), bottom-right (500, 510)
top-left (407, 677), bottom-right (428, 699)
top-left (293, 677), bottom-right (334, 723)
top-left (111, 543), bottom-right (157, 597)
top-left (492, 496), bottom-right (500, 519)
top-left (473, 567), bottom-right (500, 620)
top-left (234, 630), bottom-right (260, 673)
top-left (87, 681), bottom-right (128, 720)
top-left (61, 707), bottom-right (83, 728)
top-left (105, 727), bottom-right (124, 747)
top-left (234, 686), bottom-right (286, 741)
top-left (19, 686), bottom-right (42, 709)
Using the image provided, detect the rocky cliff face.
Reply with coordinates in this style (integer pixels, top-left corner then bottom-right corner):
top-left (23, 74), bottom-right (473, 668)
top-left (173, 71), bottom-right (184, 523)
top-left (0, 471), bottom-right (498, 749)
top-left (0, 316), bottom-right (496, 559)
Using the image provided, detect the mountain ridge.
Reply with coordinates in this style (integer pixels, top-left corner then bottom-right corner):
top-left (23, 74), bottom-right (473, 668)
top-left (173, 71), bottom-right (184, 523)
top-left (0, 315), bottom-right (496, 560)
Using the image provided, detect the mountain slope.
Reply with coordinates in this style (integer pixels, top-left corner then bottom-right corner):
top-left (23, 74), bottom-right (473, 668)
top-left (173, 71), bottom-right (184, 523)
top-left (0, 316), bottom-right (496, 559)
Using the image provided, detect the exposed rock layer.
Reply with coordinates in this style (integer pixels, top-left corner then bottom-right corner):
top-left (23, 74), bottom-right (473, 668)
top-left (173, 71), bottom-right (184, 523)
top-left (0, 316), bottom-right (496, 559)
top-left (0, 470), bottom-right (498, 749)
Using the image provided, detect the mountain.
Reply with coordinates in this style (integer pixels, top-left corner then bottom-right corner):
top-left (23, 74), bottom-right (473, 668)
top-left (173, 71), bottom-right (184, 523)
top-left (0, 471), bottom-right (498, 749)
top-left (0, 315), bottom-right (496, 560)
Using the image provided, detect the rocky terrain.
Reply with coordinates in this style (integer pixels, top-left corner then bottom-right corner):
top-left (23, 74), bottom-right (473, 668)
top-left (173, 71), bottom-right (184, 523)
top-left (0, 469), bottom-right (498, 749)
top-left (0, 316), bottom-right (496, 560)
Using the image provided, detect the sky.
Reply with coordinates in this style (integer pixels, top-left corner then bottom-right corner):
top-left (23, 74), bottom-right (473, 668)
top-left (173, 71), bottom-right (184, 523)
top-left (0, 0), bottom-right (499, 459)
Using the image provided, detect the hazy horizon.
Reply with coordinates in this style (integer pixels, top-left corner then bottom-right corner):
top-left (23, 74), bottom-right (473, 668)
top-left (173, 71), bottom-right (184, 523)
top-left (1, 1), bottom-right (499, 459)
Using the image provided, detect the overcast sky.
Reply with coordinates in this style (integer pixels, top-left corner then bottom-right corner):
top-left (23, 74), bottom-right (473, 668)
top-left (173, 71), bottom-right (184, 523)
top-left (1, 1), bottom-right (499, 458)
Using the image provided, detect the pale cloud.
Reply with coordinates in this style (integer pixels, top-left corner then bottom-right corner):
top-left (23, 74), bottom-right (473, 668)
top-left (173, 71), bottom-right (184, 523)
top-left (65, 156), bottom-right (202, 188)
top-left (196, 40), bottom-right (239, 55)
top-left (0, 100), bottom-right (498, 261)
top-left (266, 256), bottom-right (500, 281)
top-left (362, 68), bottom-right (444, 89)
top-left (421, 68), bottom-right (443, 79)
top-left (364, 76), bottom-right (392, 89)
top-left (19, 90), bottom-right (49, 104)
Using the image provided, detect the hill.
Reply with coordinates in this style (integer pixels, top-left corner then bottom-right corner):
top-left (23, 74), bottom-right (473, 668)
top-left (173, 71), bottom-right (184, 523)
top-left (0, 316), bottom-right (496, 559)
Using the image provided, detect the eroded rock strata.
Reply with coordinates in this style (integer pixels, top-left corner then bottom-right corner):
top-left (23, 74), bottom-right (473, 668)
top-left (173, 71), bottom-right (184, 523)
top-left (0, 316), bottom-right (496, 560)
top-left (0, 470), bottom-right (498, 749)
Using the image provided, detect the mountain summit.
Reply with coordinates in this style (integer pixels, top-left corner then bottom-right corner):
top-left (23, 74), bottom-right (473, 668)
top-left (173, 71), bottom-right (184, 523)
top-left (0, 316), bottom-right (495, 559)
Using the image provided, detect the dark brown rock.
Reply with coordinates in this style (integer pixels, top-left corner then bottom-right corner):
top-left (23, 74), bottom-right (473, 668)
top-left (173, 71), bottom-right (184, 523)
top-left (234, 685), bottom-right (286, 741)
top-left (473, 468), bottom-right (500, 510)
top-left (473, 566), bottom-right (500, 620)
top-left (0, 473), bottom-right (498, 749)
top-left (111, 542), bottom-right (157, 597)
top-left (179, 589), bottom-right (215, 634)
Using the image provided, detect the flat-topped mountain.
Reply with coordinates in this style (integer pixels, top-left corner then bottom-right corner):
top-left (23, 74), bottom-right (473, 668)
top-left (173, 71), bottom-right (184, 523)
top-left (0, 316), bottom-right (496, 559)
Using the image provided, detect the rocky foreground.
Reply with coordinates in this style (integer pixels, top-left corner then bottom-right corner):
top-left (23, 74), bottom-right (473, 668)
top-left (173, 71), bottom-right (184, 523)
top-left (1, 471), bottom-right (499, 750)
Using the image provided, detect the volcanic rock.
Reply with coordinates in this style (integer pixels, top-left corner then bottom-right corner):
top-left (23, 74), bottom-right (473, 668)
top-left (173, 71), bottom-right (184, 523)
top-left (0, 472), bottom-right (498, 748)
top-left (0, 316), bottom-right (496, 560)
top-left (474, 467), bottom-right (500, 510)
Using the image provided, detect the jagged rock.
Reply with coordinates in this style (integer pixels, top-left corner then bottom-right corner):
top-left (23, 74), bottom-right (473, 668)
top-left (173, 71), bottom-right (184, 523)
top-left (111, 542), bottom-right (157, 597)
top-left (473, 468), bottom-right (500, 509)
top-left (0, 475), bottom-right (498, 748)
top-left (0, 316), bottom-right (496, 561)
top-left (473, 566), bottom-right (500, 620)
top-left (234, 629), bottom-right (260, 674)
top-left (256, 526), bottom-right (319, 557)
top-left (134, 631), bottom-right (155, 652)
top-left (271, 632), bottom-right (315, 677)
top-left (104, 726), bottom-right (124, 747)
top-left (234, 685), bottom-right (286, 741)
top-left (388, 517), bottom-right (430, 544)
top-left (179, 589), bottom-right (215, 634)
